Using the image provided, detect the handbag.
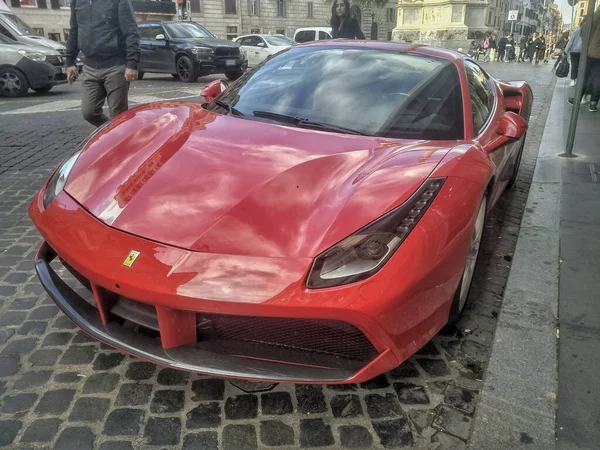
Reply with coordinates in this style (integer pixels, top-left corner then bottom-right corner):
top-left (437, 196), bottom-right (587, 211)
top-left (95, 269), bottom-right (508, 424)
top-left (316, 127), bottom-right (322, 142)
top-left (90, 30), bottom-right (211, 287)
top-left (555, 53), bottom-right (570, 78)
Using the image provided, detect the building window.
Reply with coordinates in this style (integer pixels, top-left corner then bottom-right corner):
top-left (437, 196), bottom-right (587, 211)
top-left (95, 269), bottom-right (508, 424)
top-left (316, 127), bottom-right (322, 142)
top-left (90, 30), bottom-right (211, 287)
top-left (33, 27), bottom-right (44, 36)
top-left (19, 0), bottom-right (37, 6)
top-left (225, 0), bottom-right (236, 15)
top-left (277, 0), bottom-right (286, 17)
top-left (250, 28), bottom-right (260, 34)
top-left (308, 1), bottom-right (313, 18)
top-left (191, 0), bottom-right (201, 13)
top-left (488, 11), bottom-right (492, 24)
top-left (58, 0), bottom-right (70, 7)
top-left (387, 31), bottom-right (392, 41)
top-left (248, 0), bottom-right (259, 16)
top-left (63, 28), bottom-right (70, 40)
top-left (48, 32), bottom-right (61, 41)
top-left (226, 26), bottom-right (238, 40)
top-left (387, 8), bottom-right (396, 22)
top-left (276, 28), bottom-right (285, 35)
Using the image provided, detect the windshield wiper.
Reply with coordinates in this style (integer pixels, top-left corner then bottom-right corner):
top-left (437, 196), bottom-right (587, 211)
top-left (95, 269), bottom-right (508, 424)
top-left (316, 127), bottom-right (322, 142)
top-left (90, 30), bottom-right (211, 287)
top-left (214, 100), bottom-right (244, 117)
top-left (253, 110), bottom-right (370, 136)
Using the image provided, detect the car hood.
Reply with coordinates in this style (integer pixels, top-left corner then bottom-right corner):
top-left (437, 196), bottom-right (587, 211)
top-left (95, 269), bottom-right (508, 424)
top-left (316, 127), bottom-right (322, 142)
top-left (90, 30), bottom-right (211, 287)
top-left (174, 38), bottom-right (240, 48)
top-left (65, 103), bottom-right (454, 258)
top-left (0, 41), bottom-right (60, 55)
top-left (19, 35), bottom-right (65, 51)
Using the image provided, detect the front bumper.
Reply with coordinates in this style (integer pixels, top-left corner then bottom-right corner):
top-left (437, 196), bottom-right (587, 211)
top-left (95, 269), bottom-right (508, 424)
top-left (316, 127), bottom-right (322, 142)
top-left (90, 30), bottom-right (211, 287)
top-left (30, 190), bottom-right (401, 383)
top-left (195, 55), bottom-right (248, 74)
top-left (15, 58), bottom-right (66, 89)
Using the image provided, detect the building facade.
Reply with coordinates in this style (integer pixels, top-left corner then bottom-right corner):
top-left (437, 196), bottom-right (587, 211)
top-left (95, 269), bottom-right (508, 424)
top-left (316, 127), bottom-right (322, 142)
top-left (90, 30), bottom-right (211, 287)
top-left (391, 0), bottom-right (554, 49)
top-left (574, 0), bottom-right (599, 27)
top-left (2, 0), bottom-right (399, 44)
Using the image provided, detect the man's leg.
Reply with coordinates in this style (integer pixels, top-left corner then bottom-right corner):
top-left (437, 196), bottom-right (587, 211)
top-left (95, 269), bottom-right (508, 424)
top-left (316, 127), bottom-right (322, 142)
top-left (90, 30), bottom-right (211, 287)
top-left (104, 65), bottom-right (130, 119)
top-left (587, 57), bottom-right (600, 110)
top-left (81, 66), bottom-right (110, 127)
top-left (571, 53), bottom-right (580, 80)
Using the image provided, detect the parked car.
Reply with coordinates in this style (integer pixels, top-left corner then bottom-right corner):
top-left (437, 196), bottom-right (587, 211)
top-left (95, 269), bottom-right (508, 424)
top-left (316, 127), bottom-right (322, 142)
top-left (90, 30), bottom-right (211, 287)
top-left (0, 34), bottom-right (66, 97)
top-left (235, 34), bottom-right (295, 67)
top-left (137, 21), bottom-right (248, 82)
top-left (0, 2), bottom-right (67, 57)
top-left (293, 27), bottom-right (333, 43)
top-left (30, 42), bottom-right (531, 384)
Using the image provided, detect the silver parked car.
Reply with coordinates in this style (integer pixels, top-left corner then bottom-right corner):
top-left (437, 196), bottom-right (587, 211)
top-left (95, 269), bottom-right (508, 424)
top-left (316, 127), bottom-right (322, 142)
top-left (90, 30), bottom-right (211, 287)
top-left (0, 34), bottom-right (67, 97)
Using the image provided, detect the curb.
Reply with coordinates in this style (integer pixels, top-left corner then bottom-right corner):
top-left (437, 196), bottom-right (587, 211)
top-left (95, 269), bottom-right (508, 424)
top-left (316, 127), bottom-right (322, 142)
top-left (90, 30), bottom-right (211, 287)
top-left (468, 80), bottom-right (562, 449)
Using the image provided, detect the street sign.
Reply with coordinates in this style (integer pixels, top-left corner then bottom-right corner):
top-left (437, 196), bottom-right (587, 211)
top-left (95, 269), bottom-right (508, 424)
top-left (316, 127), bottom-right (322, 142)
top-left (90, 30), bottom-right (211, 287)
top-left (508, 10), bottom-right (519, 21)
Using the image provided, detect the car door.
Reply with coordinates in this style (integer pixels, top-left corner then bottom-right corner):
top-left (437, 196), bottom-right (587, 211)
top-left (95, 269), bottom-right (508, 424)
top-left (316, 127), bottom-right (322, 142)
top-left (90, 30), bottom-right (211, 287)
top-left (139, 23), bottom-right (171, 73)
top-left (238, 37), bottom-right (256, 66)
top-left (255, 36), bottom-right (271, 63)
top-left (244, 36), bottom-right (263, 66)
top-left (464, 60), bottom-right (519, 203)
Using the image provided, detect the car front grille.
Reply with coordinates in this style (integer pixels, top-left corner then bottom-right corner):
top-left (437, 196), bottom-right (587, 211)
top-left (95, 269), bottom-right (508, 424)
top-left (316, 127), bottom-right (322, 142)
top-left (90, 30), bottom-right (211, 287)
top-left (215, 47), bottom-right (240, 58)
top-left (58, 48), bottom-right (67, 57)
top-left (53, 257), bottom-right (379, 367)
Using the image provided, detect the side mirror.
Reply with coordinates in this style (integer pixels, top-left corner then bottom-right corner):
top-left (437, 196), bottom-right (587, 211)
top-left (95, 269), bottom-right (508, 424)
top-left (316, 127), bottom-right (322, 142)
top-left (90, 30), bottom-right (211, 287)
top-left (201, 79), bottom-right (229, 102)
top-left (155, 34), bottom-right (165, 40)
top-left (483, 111), bottom-right (528, 152)
top-left (257, 42), bottom-right (266, 48)
top-left (498, 111), bottom-right (528, 139)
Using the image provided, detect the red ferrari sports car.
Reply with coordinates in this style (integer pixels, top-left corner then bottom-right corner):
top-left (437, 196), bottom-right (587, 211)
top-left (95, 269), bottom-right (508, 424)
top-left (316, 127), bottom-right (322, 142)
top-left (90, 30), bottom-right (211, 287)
top-left (29, 41), bottom-right (532, 384)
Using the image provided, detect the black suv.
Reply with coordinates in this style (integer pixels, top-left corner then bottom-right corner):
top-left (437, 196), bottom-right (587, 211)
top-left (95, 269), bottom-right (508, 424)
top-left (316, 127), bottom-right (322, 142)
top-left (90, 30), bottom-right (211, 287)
top-left (138, 21), bottom-right (247, 82)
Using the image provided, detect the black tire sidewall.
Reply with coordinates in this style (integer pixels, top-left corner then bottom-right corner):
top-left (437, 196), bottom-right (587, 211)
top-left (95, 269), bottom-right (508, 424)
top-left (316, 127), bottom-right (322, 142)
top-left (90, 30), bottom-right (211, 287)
top-left (177, 56), bottom-right (198, 83)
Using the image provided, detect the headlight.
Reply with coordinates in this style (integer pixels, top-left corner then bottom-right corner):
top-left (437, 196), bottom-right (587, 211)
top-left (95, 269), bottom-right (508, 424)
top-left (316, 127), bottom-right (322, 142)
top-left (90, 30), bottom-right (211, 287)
top-left (18, 50), bottom-right (46, 61)
top-left (307, 178), bottom-right (446, 288)
top-left (43, 150), bottom-right (82, 209)
top-left (239, 47), bottom-right (247, 60)
top-left (42, 123), bottom-right (109, 209)
top-left (191, 47), bottom-right (214, 56)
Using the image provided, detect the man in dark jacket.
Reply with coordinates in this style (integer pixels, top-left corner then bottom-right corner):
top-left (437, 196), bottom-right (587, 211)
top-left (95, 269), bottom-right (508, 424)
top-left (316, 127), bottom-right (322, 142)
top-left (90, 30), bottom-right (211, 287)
top-left (65, 0), bottom-right (140, 126)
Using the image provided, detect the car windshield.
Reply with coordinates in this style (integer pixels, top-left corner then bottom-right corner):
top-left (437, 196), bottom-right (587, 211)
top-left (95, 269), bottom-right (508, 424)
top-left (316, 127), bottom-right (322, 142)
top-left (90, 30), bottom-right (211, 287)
top-left (164, 22), bottom-right (215, 39)
top-left (208, 46), bottom-right (464, 140)
top-left (264, 35), bottom-right (295, 46)
top-left (1, 13), bottom-right (38, 36)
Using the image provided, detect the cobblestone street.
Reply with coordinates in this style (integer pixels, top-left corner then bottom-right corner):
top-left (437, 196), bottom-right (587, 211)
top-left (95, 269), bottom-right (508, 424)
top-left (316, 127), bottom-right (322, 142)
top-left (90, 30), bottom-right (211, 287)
top-left (0, 63), bottom-right (557, 450)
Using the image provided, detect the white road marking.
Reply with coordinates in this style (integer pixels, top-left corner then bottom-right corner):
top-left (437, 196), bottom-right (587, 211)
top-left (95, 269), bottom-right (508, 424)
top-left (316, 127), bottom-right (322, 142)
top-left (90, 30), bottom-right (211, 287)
top-left (0, 89), bottom-right (203, 115)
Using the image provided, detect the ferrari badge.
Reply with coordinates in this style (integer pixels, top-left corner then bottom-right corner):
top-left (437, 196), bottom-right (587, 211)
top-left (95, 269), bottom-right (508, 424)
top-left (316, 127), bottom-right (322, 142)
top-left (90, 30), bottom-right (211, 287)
top-left (123, 250), bottom-right (140, 268)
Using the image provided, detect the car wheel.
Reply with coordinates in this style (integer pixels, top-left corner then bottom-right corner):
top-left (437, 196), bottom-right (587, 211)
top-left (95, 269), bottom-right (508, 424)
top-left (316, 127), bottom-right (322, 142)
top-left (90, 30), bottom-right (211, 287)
top-left (448, 195), bottom-right (487, 324)
top-left (507, 134), bottom-right (526, 189)
top-left (176, 56), bottom-right (198, 83)
top-left (225, 70), bottom-right (244, 81)
top-left (137, 71), bottom-right (145, 80)
top-left (0, 67), bottom-right (29, 97)
top-left (32, 85), bottom-right (53, 93)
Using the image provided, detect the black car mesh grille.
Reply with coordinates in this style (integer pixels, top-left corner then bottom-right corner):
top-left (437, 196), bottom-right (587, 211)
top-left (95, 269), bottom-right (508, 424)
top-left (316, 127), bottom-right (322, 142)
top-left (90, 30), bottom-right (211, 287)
top-left (197, 314), bottom-right (378, 362)
top-left (215, 47), bottom-right (240, 57)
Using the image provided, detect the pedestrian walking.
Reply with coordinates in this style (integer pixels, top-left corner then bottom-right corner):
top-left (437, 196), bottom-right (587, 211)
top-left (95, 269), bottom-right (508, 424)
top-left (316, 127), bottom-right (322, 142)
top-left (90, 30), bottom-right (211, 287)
top-left (519, 35), bottom-right (529, 62)
top-left (330, 0), bottom-right (365, 40)
top-left (65, 0), bottom-right (141, 127)
top-left (565, 26), bottom-right (583, 86)
top-left (553, 31), bottom-right (570, 70)
top-left (568, 10), bottom-right (600, 112)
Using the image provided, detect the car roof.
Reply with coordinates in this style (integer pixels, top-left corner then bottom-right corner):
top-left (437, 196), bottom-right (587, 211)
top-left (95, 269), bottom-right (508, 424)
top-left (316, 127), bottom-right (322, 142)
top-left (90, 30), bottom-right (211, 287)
top-left (296, 40), bottom-right (464, 62)
top-left (236, 34), bottom-right (289, 39)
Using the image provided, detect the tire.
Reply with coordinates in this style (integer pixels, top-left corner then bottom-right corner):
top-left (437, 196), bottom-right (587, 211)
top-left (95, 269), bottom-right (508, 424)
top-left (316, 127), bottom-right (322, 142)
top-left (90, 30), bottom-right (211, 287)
top-left (32, 85), bottom-right (53, 93)
top-left (448, 195), bottom-right (487, 325)
top-left (137, 71), bottom-right (145, 80)
top-left (0, 67), bottom-right (29, 97)
top-left (225, 70), bottom-right (244, 81)
top-left (176, 55), bottom-right (198, 83)
top-left (507, 134), bottom-right (526, 189)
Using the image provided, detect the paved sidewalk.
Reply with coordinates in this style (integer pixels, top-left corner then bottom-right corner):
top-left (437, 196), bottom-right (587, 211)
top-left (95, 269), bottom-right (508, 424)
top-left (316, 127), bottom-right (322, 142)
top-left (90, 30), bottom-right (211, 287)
top-left (469, 76), bottom-right (600, 449)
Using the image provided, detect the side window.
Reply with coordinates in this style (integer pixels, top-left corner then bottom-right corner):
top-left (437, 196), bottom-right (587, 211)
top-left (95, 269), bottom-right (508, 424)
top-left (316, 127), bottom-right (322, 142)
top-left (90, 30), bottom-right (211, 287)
top-left (139, 25), bottom-right (163, 40)
top-left (464, 61), bottom-right (495, 134)
top-left (295, 30), bottom-right (315, 43)
top-left (238, 37), bottom-right (250, 46)
top-left (319, 31), bottom-right (330, 40)
top-left (0, 24), bottom-right (15, 40)
top-left (247, 36), bottom-right (261, 46)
